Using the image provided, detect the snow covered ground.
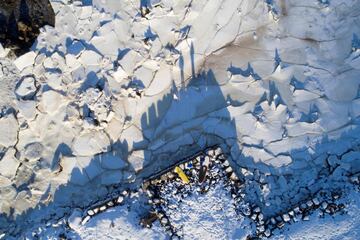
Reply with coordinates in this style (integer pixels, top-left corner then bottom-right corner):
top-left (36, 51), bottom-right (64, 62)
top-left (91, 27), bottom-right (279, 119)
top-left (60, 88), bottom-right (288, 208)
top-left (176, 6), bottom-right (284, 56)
top-left (12, 181), bottom-right (360, 240)
top-left (1, 0), bottom-right (360, 239)
top-left (161, 181), bottom-right (252, 239)
top-left (83, 186), bottom-right (360, 240)
top-left (73, 180), bottom-right (251, 240)
top-left (271, 188), bottom-right (360, 240)
top-left (73, 197), bottom-right (168, 240)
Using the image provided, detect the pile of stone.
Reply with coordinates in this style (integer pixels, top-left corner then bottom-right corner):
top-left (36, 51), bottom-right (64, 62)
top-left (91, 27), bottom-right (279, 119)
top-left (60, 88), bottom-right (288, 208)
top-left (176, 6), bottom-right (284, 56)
top-left (80, 189), bottom-right (130, 226)
top-left (142, 146), bottom-right (243, 238)
top-left (251, 191), bottom-right (346, 239)
top-left (75, 146), bottom-right (351, 239)
top-left (76, 146), bottom-right (241, 238)
top-left (142, 146), bottom-right (349, 239)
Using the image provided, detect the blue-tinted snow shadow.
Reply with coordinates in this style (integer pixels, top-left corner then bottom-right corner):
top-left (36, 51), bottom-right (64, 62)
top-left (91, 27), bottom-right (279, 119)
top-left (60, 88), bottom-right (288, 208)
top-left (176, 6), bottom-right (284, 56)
top-left (0, 137), bottom-right (140, 238)
top-left (2, 17), bottom-right (360, 240)
top-left (137, 41), bottom-right (360, 220)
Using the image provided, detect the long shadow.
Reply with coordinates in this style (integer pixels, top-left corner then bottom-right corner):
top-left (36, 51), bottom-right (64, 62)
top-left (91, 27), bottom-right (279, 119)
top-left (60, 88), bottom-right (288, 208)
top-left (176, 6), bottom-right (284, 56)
top-left (137, 41), bottom-right (360, 220)
top-left (2, 17), bottom-right (360, 240)
top-left (137, 40), bottom-right (248, 180)
top-left (19, 0), bottom-right (31, 25)
top-left (227, 62), bottom-right (261, 80)
top-left (0, 139), bottom-right (137, 238)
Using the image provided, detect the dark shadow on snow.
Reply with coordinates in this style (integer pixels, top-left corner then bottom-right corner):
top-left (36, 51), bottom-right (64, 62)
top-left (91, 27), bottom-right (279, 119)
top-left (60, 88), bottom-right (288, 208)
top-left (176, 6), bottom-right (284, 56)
top-left (1, 12), bottom-right (360, 239)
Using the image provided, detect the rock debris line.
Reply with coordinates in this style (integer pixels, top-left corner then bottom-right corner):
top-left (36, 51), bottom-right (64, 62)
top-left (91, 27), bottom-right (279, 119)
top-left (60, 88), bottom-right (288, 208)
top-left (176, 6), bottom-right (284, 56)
top-left (76, 146), bottom-right (355, 239)
top-left (0, 0), bottom-right (55, 56)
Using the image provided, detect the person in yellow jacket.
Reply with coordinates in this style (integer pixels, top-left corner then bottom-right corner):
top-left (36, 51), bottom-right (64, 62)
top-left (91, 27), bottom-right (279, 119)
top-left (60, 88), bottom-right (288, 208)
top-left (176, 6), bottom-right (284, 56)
top-left (174, 166), bottom-right (190, 184)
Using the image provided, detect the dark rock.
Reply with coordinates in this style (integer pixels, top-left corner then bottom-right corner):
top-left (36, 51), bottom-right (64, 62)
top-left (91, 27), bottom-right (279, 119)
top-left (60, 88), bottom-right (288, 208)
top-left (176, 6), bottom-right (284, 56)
top-left (140, 211), bottom-right (158, 228)
top-left (0, 0), bottom-right (55, 56)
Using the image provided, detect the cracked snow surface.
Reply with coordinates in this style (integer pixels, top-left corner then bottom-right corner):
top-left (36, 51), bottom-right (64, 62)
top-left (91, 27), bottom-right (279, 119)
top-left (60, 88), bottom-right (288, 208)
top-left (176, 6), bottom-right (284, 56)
top-left (1, 0), bottom-right (360, 238)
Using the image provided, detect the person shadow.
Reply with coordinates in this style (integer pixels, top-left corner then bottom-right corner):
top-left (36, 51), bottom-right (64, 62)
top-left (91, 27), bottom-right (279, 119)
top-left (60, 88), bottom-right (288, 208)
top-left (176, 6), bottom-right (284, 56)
top-left (137, 40), bottom-right (360, 220)
top-left (1, 28), bottom-right (360, 240)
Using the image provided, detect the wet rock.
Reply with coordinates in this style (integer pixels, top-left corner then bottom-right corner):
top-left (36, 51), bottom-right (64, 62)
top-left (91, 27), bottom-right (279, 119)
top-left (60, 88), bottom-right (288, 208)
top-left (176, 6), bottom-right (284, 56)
top-left (241, 205), bottom-right (252, 216)
top-left (288, 210), bottom-right (295, 217)
top-left (225, 166), bottom-right (233, 173)
top-left (0, 0), bottom-right (55, 56)
top-left (300, 203), bottom-right (307, 211)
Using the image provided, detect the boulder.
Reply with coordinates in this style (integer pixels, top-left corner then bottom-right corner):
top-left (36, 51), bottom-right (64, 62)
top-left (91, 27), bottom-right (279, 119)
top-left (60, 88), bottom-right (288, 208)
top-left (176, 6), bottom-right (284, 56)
top-left (68, 208), bottom-right (82, 231)
top-left (0, 0), bottom-right (55, 55)
top-left (15, 75), bottom-right (37, 99)
top-left (0, 148), bottom-right (20, 179)
top-left (0, 114), bottom-right (18, 148)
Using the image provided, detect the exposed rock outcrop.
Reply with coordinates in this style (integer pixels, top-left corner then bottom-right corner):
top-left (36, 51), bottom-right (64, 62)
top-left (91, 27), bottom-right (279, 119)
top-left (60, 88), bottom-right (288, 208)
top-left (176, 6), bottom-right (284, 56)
top-left (0, 0), bottom-right (55, 55)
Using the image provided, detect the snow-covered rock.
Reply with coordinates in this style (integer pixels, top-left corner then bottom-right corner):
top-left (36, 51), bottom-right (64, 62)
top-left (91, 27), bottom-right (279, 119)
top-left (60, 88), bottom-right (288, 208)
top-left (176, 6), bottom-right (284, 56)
top-left (72, 131), bottom-right (110, 156)
top-left (15, 76), bottom-right (37, 100)
top-left (39, 90), bottom-right (65, 114)
top-left (100, 170), bottom-right (123, 185)
top-left (68, 208), bottom-right (83, 231)
top-left (0, 148), bottom-right (20, 179)
top-left (97, 152), bottom-right (128, 170)
top-left (13, 51), bottom-right (36, 71)
top-left (0, 114), bottom-right (18, 148)
top-left (23, 142), bottom-right (44, 162)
